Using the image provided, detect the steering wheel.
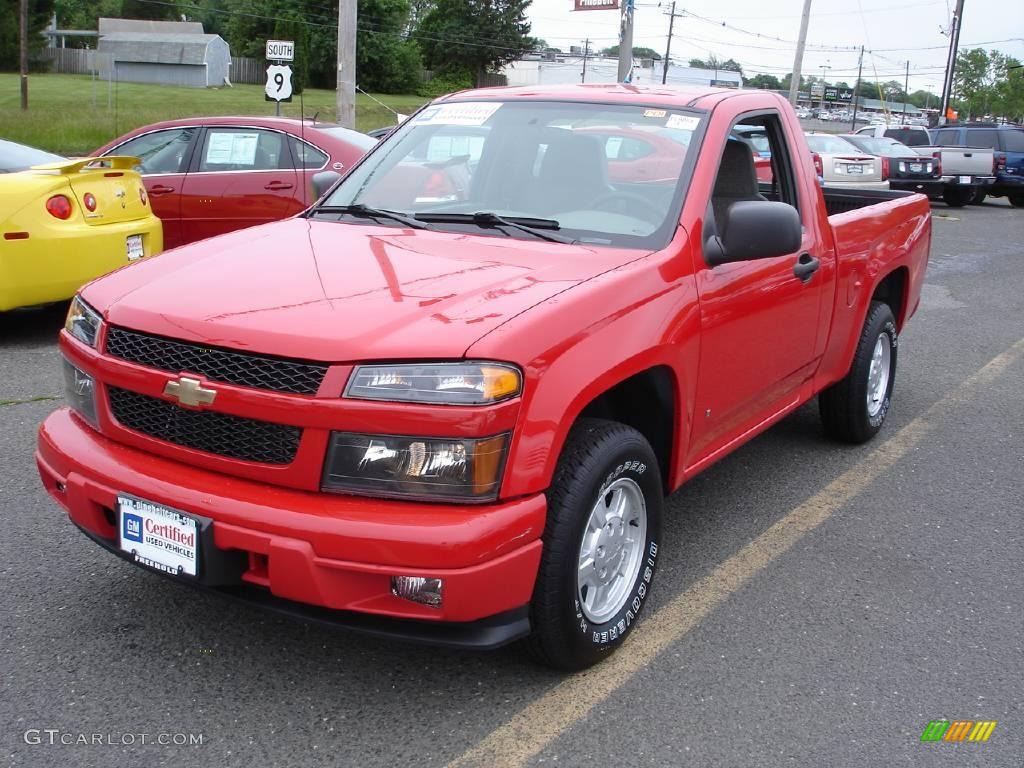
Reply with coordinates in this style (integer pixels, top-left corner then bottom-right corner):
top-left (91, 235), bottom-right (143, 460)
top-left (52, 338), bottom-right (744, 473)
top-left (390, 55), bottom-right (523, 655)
top-left (588, 190), bottom-right (664, 225)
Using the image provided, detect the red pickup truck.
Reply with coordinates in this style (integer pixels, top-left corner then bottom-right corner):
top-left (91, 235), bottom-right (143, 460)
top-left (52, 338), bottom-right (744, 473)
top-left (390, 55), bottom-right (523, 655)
top-left (37, 85), bottom-right (930, 670)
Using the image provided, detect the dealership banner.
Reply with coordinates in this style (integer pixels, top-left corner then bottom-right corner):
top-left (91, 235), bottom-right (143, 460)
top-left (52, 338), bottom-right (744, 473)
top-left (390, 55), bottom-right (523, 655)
top-left (574, 0), bottom-right (619, 10)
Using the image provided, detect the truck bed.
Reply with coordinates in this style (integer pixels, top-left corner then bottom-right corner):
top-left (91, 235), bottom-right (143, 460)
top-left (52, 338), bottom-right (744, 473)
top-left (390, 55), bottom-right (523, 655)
top-left (820, 187), bottom-right (918, 217)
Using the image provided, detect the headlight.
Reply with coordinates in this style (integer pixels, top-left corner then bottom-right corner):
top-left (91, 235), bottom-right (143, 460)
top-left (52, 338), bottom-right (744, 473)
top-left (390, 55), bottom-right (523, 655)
top-left (344, 362), bottom-right (521, 405)
top-left (322, 432), bottom-right (509, 502)
top-left (62, 357), bottom-right (98, 427)
top-left (65, 295), bottom-right (103, 348)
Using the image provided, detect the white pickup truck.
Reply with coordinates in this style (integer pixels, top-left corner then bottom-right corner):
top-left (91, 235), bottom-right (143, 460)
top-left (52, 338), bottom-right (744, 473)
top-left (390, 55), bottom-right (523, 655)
top-left (853, 124), bottom-right (995, 207)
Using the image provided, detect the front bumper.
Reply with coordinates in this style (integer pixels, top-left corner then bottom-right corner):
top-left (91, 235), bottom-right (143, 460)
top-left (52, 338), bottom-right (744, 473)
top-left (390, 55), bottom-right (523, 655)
top-left (37, 408), bottom-right (545, 649)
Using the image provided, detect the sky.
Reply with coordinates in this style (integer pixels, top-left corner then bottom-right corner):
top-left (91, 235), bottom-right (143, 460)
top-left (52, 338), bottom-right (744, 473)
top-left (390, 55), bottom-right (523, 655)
top-left (526, 0), bottom-right (1024, 94)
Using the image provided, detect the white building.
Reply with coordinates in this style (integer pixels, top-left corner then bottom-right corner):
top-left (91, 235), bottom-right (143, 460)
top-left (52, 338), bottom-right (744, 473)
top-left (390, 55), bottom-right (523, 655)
top-left (500, 57), bottom-right (742, 89)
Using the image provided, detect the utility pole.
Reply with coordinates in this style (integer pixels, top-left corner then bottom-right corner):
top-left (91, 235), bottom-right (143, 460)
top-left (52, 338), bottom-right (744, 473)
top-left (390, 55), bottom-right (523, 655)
top-left (336, 0), bottom-right (356, 128)
top-left (617, 0), bottom-right (635, 83)
top-left (581, 38), bottom-right (590, 83)
top-left (901, 60), bottom-right (910, 122)
top-left (788, 0), bottom-right (813, 105)
top-left (659, 1), bottom-right (675, 85)
top-left (819, 63), bottom-right (831, 113)
top-left (19, 0), bottom-right (28, 110)
top-left (850, 45), bottom-right (864, 131)
top-left (939, 0), bottom-right (965, 126)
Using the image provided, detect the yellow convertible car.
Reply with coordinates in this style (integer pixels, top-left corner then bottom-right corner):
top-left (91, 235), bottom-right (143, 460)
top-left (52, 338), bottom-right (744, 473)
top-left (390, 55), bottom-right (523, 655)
top-left (0, 153), bottom-right (162, 312)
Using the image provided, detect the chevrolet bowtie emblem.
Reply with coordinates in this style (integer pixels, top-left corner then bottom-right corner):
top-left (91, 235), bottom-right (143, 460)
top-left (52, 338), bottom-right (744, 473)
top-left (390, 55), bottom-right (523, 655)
top-left (163, 376), bottom-right (217, 407)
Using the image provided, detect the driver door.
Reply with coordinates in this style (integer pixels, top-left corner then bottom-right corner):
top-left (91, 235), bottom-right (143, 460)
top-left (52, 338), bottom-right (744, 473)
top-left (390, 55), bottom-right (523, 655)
top-left (686, 113), bottom-right (828, 466)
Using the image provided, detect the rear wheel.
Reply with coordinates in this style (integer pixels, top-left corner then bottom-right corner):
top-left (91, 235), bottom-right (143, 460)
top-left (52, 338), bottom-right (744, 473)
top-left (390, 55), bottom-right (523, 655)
top-left (942, 187), bottom-right (972, 208)
top-left (1009, 192), bottom-right (1024, 209)
top-left (819, 301), bottom-right (898, 444)
top-left (527, 418), bottom-right (663, 671)
top-left (969, 188), bottom-right (987, 205)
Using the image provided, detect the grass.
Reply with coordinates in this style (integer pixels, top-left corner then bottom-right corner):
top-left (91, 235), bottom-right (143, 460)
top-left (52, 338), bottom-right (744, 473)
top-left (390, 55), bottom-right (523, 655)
top-left (0, 74), bottom-right (426, 155)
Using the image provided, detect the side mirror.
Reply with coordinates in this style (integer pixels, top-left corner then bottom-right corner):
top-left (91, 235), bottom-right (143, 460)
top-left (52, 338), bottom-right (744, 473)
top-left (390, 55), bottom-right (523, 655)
top-left (311, 171), bottom-right (342, 200)
top-left (704, 201), bottom-right (802, 266)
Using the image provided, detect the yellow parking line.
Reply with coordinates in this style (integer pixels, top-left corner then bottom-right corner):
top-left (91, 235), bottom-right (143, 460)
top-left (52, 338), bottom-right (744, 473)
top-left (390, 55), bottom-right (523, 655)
top-left (447, 336), bottom-right (1024, 768)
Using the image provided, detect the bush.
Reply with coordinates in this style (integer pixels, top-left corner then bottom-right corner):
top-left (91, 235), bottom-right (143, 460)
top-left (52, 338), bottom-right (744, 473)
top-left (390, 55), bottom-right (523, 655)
top-left (416, 70), bottom-right (474, 99)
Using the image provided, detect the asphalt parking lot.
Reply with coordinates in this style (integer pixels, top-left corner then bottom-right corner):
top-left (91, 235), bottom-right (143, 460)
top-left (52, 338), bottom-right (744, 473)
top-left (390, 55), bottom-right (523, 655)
top-left (2, 197), bottom-right (1022, 768)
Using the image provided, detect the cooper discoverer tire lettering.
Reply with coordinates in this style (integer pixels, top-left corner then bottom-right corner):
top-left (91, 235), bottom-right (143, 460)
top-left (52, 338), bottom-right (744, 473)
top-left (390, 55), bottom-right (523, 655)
top-left (527, 418), bottom-right (663, 671)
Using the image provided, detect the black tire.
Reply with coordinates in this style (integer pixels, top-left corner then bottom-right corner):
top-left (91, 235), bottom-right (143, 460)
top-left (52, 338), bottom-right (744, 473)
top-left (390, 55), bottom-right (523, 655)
top-left (527, 418), bottom-right (663, 671)
top-left (1009, 193), bottom-right (1024, 209)
top-left (969, 189), bottom-right (987, 205)
top-left (942, 187), bottom-right (972, 208)
top-left (819, 301), bottom-right (898, 444)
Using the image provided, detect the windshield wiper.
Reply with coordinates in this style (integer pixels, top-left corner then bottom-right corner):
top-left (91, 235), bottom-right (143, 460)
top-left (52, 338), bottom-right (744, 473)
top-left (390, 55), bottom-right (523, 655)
top-left (413, 211), bottom-right (576, 244)
top-left (311, 203), bottom-right (432, 230)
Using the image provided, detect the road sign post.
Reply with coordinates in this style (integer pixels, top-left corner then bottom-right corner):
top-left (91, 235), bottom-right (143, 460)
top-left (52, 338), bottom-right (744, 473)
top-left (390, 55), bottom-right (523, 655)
top-left (265, 40), bottom-right (295, 117)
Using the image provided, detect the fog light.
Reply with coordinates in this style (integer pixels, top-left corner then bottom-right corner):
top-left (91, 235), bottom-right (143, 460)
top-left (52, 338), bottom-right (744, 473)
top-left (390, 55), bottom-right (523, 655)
top-left (391, 576), bottom-right (443, 608)
top-left (62, 357), bottom-right (98, 428)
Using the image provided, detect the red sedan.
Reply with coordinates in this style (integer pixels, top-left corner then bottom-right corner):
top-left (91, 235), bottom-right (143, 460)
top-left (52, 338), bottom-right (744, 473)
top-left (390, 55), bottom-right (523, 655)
top-left (94, 117), bottom-right (376, 249)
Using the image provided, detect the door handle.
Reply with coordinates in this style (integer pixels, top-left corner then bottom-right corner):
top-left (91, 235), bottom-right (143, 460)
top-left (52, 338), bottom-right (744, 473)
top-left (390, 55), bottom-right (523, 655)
top-left (793, 252), bottom-right (820, 283)
top-left (149, 185), bottom-right (175, 195)
top-left (264, 181), bottom-right (294, 191)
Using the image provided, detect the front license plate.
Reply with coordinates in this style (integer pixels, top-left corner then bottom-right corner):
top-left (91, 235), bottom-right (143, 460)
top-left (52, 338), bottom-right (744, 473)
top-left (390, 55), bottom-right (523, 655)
top-left (959, 175), bottom-right (972, 184)
top-left (118, 495), bottom-right (198, 577)
top-left (846, 164), bottom-right (864, 174)
top-left (126, 234), bottom-right (144, 261)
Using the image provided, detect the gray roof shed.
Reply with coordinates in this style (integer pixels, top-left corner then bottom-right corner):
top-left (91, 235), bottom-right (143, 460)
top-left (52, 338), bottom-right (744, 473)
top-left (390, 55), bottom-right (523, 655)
top-left (97, 18), bottom-right (231, 88)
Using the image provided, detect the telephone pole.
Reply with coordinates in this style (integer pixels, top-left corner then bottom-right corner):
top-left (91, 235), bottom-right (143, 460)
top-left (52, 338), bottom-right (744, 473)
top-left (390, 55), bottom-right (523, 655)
top-left (19, 0), bottom-right (28, 110)
top-left (939, 0), bottom-right (965, 125)
top-left (850, 45), bottom-right (864, 131)
top-left (336, 0), bottom-right (356, 128)
top-left (901, 60), bottom-right (910, 121)
top-left (788, 0), bottom-right (813, 105)
top-left (659, 1), bottom-right (675, 85)
top-left (617, 0), bottom-right (635, 83)
top-left (581, 38), bottom-right (590, 82)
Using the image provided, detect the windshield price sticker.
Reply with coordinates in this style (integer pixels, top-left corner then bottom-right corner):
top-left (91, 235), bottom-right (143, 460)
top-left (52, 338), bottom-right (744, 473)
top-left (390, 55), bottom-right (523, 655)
top-left (666, 114), bottom-right (701, 131)
top-left (643, 109), bottom-right (667, 118)
top-left (413, 102), bottom-right (502, 126)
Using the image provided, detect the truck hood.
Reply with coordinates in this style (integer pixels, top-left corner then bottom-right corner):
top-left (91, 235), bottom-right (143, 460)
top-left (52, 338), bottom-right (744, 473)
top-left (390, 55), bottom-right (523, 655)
top-left (85, 218), bottom-right (647, 362)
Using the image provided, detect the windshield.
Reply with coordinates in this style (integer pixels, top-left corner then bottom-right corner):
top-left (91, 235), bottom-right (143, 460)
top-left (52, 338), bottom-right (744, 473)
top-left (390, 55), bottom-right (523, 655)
top-left (805, 134), bottom-right (862, 155)
top-left (0, 139), bottom-right (63, 172)
top-left (320, 100), bottom-right (704, 248)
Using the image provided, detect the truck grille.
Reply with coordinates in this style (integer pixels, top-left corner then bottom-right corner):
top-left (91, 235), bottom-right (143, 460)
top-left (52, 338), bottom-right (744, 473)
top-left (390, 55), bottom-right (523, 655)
top-left (105, 327), bottom-right (328, 395)
top-left (108, 387), bottom-right (301, 465)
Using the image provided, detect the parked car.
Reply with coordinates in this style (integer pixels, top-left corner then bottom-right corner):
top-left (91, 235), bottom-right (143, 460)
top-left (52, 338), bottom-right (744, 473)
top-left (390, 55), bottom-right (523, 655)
top-left (0, 156), bottom-right (162, 312)
top-left (94, 117), bottom-right (377, 248)
top-left (0, 138), bottom-right (63, 173)
top-left (804, 133), bottom-right (888, 189)
top-left (929, 124), bottom-right (1024, 207)
top-left (39, 85), bottom-right (930, 670)
top-left (732, 124), bottom-right (771, 157)
top-left (854, 124), bottom-right (995, 206)
top-left (840, 134), bottom-right (942, 196)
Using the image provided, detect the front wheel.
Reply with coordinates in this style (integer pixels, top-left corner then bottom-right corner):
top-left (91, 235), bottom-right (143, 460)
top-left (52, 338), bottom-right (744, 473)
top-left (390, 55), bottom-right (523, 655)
top-left (819, 301), bottom-right (898, 443)
top-left (1009, 192), bottom-right (1024, 209)
top-left (527, 418), bottom-right (663, 670)
top-left (942, 187), bottom-right (973, 208)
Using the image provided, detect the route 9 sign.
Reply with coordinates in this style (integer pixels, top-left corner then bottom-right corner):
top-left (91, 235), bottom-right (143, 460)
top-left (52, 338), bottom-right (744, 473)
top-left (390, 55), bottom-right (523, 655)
top-left (265, 64), bottom-right (293, 102)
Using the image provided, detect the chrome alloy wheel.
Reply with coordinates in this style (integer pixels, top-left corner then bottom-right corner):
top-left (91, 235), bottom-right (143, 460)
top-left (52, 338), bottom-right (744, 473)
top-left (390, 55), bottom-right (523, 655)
top-left (866, 333), bottom-right (892, 419)
top-left (577, 477), bottom-right (648, 624)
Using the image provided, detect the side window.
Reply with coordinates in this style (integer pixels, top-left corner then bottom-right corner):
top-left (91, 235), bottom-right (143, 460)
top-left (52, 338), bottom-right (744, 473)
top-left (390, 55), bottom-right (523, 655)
top-left (198, 129), bottom-right (286, 172)
top-left (722, 113), bottom-right (798, 211)
top-left (932, 129), bottom-right (957, 146)
top-left (110, 127), bottom-right (197, 174)
top-left (287, 137), bottom-right (328, 169)
top-left (964, 130), bottom-right (998, 149)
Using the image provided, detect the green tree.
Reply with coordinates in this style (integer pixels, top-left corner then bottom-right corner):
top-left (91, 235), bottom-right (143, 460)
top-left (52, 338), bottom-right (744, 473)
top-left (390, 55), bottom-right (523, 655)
top-left (744, 73), bottom-right (781, 90)
top-left (416, 0), bottom-right (532, 82)
top-left (687, 55), bottom-right (742, 77)
top-left (0, 0), bottom-right (54, 70)
top-left (601, 45), bottom-right (661, 61)
top-left (991, 56), bottom-right (1023, 121)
